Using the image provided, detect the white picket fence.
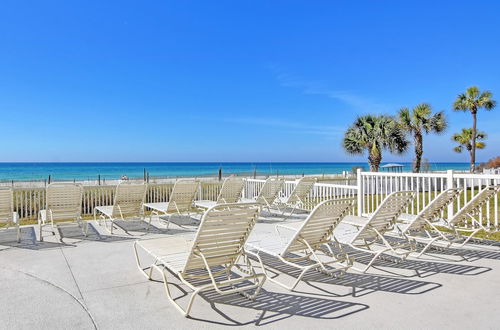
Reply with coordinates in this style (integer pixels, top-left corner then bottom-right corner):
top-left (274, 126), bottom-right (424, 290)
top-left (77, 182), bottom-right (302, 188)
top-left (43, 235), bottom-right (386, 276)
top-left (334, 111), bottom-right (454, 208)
top-left (12, 182), bottom-right (223, 221)
top-left (357, 169), bottom-right (500, 227)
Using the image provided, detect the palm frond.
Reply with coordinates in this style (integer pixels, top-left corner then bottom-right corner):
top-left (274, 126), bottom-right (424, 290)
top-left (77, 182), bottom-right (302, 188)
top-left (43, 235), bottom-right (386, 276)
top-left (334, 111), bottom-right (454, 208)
top-left (426, 111), bottom-right (447, 134)
top-left (476, 142), bottom-right (486, 149)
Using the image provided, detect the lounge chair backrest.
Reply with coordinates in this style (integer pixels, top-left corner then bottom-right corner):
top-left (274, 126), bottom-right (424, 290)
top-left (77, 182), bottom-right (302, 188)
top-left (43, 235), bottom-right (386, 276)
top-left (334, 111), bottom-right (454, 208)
top-left (286, 177), bottom-right (316, 204)
top-left (256, 178), bottom-right (284, 205)
top-left (112, 183), bottom-right (147, 218)
top-left (352, 191), bottom-right (415, 244)
top-left (404, 188), bottom-right (462, 233)
top-left (46, 183), bottom-right (83, 221)
top-left (283, 198), bottom-right (356, 255)
top-left (166, 180), bottom-right (199, 213)
top-left (216, 177), bottom-right (245, 204)
top-left (449, 186), bottom-right (500, 226)
top-left (182, 203), bottom-right (260, 273)
top-left (0, 187), bottom-right (14, 224)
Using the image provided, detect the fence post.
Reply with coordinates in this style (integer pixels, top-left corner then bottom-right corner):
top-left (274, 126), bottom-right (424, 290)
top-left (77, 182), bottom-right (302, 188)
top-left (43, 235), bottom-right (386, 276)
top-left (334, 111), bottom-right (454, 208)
top-left (446, 170), bottom-right (454, 220)
top-left (198, 182), bottom-right (203, 200)
top-left (242, 179), bottom-right (247, 199)
top-left (357, 168), bottom-right (363, 216)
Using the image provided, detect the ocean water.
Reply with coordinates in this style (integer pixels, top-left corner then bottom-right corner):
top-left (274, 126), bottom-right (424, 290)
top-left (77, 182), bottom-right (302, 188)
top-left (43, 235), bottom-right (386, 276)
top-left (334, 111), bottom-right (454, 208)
top-left (0, 162), bottom-right (472, 181)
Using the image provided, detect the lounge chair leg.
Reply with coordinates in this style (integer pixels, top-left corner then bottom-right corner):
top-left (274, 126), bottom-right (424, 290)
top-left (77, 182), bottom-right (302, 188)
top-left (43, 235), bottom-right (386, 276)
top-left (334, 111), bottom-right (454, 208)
top-left (39, 223), bottom-right (43, 242)
top-left (94, 209), bottom-right (99, 225)
top-left (460, 228), bottom-right (482, 247)
top-left (354, 250), bottom-right (385, 273)
top-left (248, 249), bottom-right (313, 291)
top-left (151, 264), bottom-right (196, 317)
top-left (133, 241), bottom-right (155, 280)
top-left (290, 267), bottom-right (311, 291)
top-left (102, 216), bottom-right (115, 234)
top-left (281, 205), bottom-right (298, 221)
top-left (83, 221), bottom-right (89, 237)
top-left (145, 216), bottom-right (152, 233)
top-left (415, 237), bottom-right (440, 258)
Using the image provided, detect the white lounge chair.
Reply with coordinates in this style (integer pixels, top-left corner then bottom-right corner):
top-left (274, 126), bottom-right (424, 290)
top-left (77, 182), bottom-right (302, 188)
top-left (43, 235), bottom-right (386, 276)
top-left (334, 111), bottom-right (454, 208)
top-left (246, 198), bottom-right (356, 291)
top-left (334, 191), bottom-right (416, 273)
top-left (0, 187), bottom-right (20, 243)
top-left (133, 203), bottom-right (266, 317)
top-left (396, 188), bottom-right (463, 257)
top-left (94, 183), bottom-right (147, 234)
top-left (143, 180), bottom-right (199, 229)
top-left (38, 183), bottom-right (85, 242)
top-left (274, 177), bottom-right (316, 217)
top-left (194, 177), bottom-right (245, 210)
top-left (241, 177), bottom-right (284, 213)
top-left (426, 186), bottom-right (500, 248)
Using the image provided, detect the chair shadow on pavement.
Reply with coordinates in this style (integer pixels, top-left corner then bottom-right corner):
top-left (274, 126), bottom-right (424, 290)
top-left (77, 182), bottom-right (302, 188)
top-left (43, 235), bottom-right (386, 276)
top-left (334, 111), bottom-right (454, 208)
top-left (57, 223), bottom-right (137, 244)
top-left (250, 252), bottom-right (441, 298)
top-left (0, 220), bottom-right (195, 250)
top-left (59, 222), bottom-right (190, 244)
top-left (421, 244), bottom-right (500, 262)
top-left (334, 244), bottom-right (491, 278)
top-left (197, 288), bottom-right (369, 326)
top-left (385, 236), bottom-right (500, 262)
top-left (113, 218), bottom-right (197, 236)
top-left (0, 227), bottom-right (61, 250)
top-left (145, 265), bottom-right (368, 326)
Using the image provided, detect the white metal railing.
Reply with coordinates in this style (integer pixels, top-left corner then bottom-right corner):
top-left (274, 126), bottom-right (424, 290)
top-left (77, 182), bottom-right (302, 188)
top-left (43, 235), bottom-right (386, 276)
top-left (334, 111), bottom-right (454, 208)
top-left (243, 179), bottom-right (266, 200)
top-left (357, 169), bottom-right (500, 227)
top-left (245, 179), bottom-right (358, 211)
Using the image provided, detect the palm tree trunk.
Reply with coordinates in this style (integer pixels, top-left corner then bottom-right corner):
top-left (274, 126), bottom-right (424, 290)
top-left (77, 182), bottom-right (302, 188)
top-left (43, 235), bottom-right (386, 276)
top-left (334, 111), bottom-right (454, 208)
top-left (413, 132), bottom-right (423, 173)
top-left (471, 110), bottom-right (477, 172)
top-left (368, 147), bottom-right (382, 172)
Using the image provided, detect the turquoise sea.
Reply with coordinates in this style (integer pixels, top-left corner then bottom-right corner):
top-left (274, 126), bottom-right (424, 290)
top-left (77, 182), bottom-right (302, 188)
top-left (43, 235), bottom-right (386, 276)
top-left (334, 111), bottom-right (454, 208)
top-left (0, 162), bottom-right (472, 181)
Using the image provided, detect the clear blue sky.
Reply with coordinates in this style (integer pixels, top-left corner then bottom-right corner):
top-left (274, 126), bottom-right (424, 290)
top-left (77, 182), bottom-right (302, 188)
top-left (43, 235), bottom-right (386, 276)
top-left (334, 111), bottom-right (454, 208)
top-left (1, 0), bottom-right (499, 162)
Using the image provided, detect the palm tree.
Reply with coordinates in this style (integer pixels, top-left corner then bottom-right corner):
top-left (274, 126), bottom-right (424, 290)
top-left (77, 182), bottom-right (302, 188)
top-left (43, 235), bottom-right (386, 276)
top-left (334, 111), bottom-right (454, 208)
top-left (453, 86), bottom-right (496, 172)
top-left (343, 115), bottom-right (408, 172)
top-left (398, 103), bottom-right (447, 173)
top-left (452, 128), bottom-right (487, 162)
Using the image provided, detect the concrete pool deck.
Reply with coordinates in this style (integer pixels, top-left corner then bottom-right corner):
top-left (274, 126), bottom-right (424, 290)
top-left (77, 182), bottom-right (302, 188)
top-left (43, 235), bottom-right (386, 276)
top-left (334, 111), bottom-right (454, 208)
top-left (1, 215), bottom-right (500, 329)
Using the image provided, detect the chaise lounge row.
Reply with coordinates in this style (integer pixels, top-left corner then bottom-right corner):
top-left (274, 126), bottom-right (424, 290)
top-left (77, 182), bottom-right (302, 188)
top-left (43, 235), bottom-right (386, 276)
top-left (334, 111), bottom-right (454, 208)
top-left (0, 176), bottom-right (317, 242)
top-left (134, 186), bottom-right (500, 316)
